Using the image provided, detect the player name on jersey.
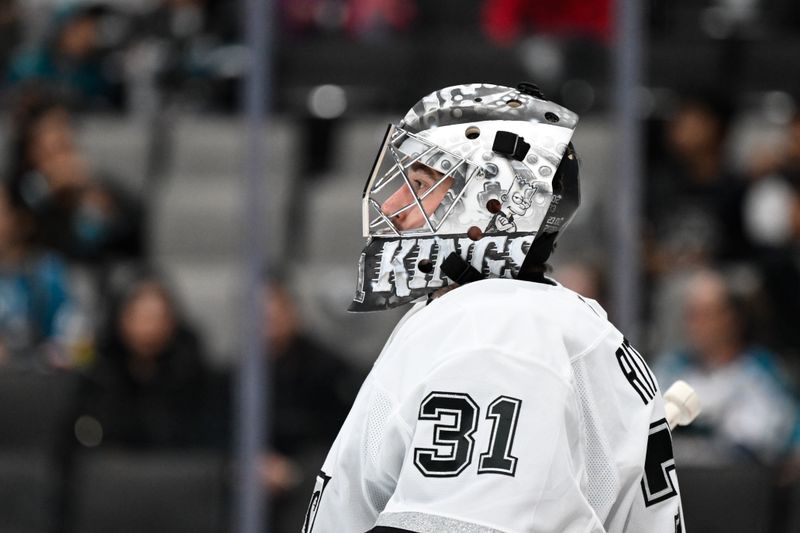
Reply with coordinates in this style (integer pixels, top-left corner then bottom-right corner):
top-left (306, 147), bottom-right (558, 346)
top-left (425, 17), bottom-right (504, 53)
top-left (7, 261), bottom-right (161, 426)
top-left (351, 234), bottom-right (535, 311)
top-left (616, 338), bottom-right (658, 405)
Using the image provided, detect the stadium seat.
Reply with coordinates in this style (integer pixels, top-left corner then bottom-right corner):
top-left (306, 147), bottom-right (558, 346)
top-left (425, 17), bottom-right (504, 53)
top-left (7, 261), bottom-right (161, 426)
top-left (739, 39), bottom-right (800, 92)
top-left (70, 451), bottom-right (226, 533)
top-left (780, 480), bottom-right (800, 533)
top-left (647, 40), bottom-right (727, 90)
top-left (0, 451), bottom-right (58, 533)
top-left (678, 464), bottom-right (773, 533)
top-left (0, 368), bottom-right (77, 450)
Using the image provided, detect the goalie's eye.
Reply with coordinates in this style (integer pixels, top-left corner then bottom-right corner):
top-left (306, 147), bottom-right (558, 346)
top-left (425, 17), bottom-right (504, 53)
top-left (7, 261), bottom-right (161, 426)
top-left (412, 178), bottom-right (430, 192)
top-left (409, 163), bottom-right (437, 193)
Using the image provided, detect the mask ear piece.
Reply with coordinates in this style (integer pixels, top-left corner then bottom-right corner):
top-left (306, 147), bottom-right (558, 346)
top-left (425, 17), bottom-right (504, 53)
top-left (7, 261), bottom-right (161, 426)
top-left (553, 143), bottom-right (580, 200)
top-left (519, 231), bottom-right (558, 277)
top-left (517, 142), bottom-right (581, 276)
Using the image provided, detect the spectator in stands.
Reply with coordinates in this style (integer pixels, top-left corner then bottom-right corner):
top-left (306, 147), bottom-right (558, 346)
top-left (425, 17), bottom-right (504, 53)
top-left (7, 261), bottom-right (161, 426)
top-left (7, 92), bottom-right (144, 266)
top-left (644, 93), bottom-right (755, 354)
top-left (741, 113), bottom-right (800, 360)
top-left (744, 109), bottom-right (800, 184)
top-left (135, 0), bottom-right (238, 45)
top-left (654, 269), bottom-right (799, 465)
top-left (5, 4), bottom-right (120, 109)
top-left (742, 113), bottom-right (800, 356)
top-left (280, 0), bottom-right (349, 36)
top-left (344, 0), bottom-right (417, 41)
top-left (745, 169), bottom-right (800, 359)
top-left (280, 0), bottom-right (416, 40)
top-left (259, 278), bottom-right (363, 532)
top-left (128, 0), bottom-right (241, 111)
top-left (0, 0), bottom-right (21, 78)
top-left (0, 180), bottom-right (85, 368)
top-left (481, 0), bottom-right (611, 45)
top-left (553, 260), bottom-right (606, 307)
top-left (73, 273), bottom-right (210, 449)
top-left (645, 93), bottom-right (752, 272)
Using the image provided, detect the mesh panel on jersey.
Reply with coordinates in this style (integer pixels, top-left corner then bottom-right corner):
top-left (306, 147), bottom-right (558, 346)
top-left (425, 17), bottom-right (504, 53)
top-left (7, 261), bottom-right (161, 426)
top-left (364, 477), bottom-right (392, 515)
top-left (365, 387), bottom-right (395, 464)
top-left (363, 387), bottom-right (395, 511)
top-left (572, 358), bottom-right (619, 523)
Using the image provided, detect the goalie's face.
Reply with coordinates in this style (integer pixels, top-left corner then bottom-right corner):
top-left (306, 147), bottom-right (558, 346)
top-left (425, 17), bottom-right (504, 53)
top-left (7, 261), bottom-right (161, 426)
top-left (381, 163), bottom-right (453, 231)
top-left (364, 125), bottom-right (472, 237)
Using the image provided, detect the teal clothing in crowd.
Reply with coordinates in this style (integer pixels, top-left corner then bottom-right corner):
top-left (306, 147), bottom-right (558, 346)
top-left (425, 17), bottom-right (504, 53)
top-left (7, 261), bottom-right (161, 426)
top-left (654, 346), bottom-right (799, 463)
top-left (0, 253), bottom-right (76, 361)
top-left (6, 47), bottom-right (110, 106)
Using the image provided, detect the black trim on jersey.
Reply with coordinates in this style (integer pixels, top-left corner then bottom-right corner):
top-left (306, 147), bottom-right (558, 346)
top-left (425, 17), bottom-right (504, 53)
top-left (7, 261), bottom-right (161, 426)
top-left (641, 419), bottom-right (678, 507)
top-left (302, 470), bottom-right (332, 533)
top-left (413, 391), bottom-right (479, 478)
top-left (368, 528), bottom-right (416, 533)
top-left (576, 294), bottom-right (602, 318)
top-left (616, 339), bottom-right (657, 405)
top-left (478, 396), bottom-right (522, 476)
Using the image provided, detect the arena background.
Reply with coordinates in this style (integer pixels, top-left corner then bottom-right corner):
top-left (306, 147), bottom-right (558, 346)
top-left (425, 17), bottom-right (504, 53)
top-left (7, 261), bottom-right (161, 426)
top-left (1, 0), bottom-right (799, 532)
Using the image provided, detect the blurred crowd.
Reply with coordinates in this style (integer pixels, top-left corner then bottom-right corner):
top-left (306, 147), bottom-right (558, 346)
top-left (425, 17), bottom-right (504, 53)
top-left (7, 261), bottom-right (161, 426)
top-left (553, 94), bottom-right (800, 481)
top-left (0, 0), bottom-right (242, 113)
top-left (0, 75), bottom-right (363, 529)
top-left (0, 3), bottom-right (367, 532)
top-left (646, 93), bottom-right (800, 470)
top-left (1, 0), bottom-right (800, 532)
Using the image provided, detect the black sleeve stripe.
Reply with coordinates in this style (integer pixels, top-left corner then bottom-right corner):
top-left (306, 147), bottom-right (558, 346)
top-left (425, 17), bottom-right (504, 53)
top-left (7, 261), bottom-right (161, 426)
top-left (367, 527), bottom-right (417, 533)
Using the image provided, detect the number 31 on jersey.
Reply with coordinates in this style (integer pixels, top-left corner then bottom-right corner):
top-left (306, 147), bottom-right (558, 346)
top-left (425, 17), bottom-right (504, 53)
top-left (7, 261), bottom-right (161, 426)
top-left (413, 391), bottom-right (522, 478)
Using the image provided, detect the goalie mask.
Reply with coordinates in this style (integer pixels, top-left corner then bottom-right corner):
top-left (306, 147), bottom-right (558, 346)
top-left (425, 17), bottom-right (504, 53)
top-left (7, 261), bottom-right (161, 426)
top-left (350, 83), bottom-right (580, 312)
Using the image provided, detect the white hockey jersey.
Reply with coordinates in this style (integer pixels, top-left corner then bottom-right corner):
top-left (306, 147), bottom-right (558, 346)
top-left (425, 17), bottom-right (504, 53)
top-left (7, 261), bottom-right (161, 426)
top-left (303, 278), bottom-right (684, 533)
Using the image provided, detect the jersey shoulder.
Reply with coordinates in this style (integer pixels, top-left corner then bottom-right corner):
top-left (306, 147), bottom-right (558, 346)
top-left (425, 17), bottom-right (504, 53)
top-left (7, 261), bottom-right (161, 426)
top-left (438, 278), bottom-right (616, 355)
top-left (380, 279), bottom-right (616, 376)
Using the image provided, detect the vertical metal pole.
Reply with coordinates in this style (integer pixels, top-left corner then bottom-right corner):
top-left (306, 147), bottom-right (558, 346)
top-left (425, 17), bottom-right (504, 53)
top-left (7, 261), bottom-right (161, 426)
top-left (236, 0), bottom-right (273, 532)
top-left (612, 0), bottom-right (644, 342)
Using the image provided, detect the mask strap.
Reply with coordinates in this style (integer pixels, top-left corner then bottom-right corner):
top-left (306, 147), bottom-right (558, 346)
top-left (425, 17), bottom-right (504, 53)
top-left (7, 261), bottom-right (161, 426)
top-left (441, 252), bottom-right (485, 286)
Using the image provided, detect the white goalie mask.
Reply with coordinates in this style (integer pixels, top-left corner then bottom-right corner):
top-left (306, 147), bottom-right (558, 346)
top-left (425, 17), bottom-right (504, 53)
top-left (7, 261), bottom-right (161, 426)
top-left (350, 83), bottom-right (580, 312)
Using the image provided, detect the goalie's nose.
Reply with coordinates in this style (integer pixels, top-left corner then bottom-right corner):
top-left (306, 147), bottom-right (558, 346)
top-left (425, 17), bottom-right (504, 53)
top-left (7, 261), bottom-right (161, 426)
top-left (381, 187), bottom-right (413, 224)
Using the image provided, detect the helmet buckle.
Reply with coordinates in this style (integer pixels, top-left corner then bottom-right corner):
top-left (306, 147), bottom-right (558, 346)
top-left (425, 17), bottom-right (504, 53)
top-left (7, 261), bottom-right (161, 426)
top-left (492, 131), bottom-right (530, 161)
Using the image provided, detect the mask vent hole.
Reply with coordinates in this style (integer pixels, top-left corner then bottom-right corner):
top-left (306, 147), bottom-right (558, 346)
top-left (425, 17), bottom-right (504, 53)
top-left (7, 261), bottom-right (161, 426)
top-left (545, 112), bottom-right (560, 123)
top-left (468, 226), bottom-right (483, 241)
top-left (474, 97), bottom-right (483, 103)
top-left (486, 199), bottom-right (502, 214)
top-left (507, 99), bottom-right (522, 108)
top-left (465, 126), bottom-right (481, 139)
top-left (417, 259), bottom-right (434, 274)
